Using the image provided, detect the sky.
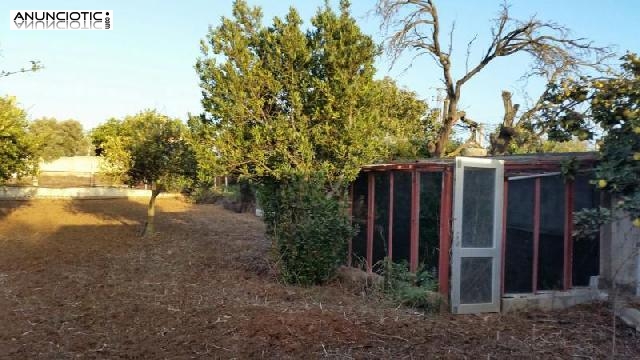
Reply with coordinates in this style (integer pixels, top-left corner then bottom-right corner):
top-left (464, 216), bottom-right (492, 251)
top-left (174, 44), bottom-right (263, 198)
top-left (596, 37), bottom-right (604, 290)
top-left (1, 0), bottom-right (638, 131)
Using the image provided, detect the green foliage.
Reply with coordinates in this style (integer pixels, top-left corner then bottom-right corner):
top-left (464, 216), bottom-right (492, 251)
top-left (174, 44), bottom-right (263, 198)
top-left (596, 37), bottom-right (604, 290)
top-left (258, 174), bottom-right (354, 285)
top-left (376, 258), bottom-right (440, 311)
top-left (193, 0), bottom-right (432, 283)
top-left (188, 186), bottom-right (224, 204)
top-left (0, 96), bottom-right (37, 182)
top-left (372, 77), bottom-right (437, 159)
top-left (186, 114), bottom-right (224, 187)
top-left (492, 124), bottom-right (590, 155)
top-left (542, 139), bottom-right (589, 153)
top-left (560, 157), bottom-right (580, 182)
top-left (90, 118), bottom-right (121, 156)
top-left (541, 53), bottom-right (640, 222)
top-left (97, 110), bottom-right (197, 192)
top-left (29, 117), bottom-right (90, 161)
top-left (194, 0), bottom-right (431, 192)
top-left (573, 207), bottom-right (611, 241)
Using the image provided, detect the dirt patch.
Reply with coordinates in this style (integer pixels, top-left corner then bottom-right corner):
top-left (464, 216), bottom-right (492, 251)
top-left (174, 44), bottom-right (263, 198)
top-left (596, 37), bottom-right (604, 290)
top-left (0, 198), bottom-right (638, 358)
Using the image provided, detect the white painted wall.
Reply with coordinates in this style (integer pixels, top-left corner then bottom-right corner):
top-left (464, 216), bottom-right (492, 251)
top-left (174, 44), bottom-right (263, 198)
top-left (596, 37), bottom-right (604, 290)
top-left (0, 186), bottom-right (177, 200)
top-left (600, 200), bottom-right (640, 295)
top-left (39, 156), bottom-right (103, 174)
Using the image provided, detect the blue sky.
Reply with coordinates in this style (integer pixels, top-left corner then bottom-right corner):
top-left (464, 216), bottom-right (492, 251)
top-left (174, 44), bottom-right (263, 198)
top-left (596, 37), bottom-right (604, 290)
top-left (1, 0), bottom-right (638, 131)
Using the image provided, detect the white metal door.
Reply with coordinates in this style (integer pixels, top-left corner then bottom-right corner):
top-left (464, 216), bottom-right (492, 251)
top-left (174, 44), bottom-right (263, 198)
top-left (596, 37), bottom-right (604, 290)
top-left (451, 157), bottom-right (504, 314)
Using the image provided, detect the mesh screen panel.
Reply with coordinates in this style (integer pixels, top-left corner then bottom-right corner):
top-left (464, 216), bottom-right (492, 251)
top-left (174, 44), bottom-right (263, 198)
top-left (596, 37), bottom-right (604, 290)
top-left (461, 168), bottom-right (496, 248)
top-left (505, 178), bottom-right (535, 293)
top-left (460, 257), bottom-right (493, 304)
top-left (419, 172), bottom-right (442, 273)
top-left (351, 173), bottom-right (368, 266)
top-left (373, 173), bottom-right (390, 268)
top-left (538, 175), bottom-right (565, 290)
top-left (572, 174), bottom-right (600, 286)
top-left (392, 171), bottom-right (412, 264)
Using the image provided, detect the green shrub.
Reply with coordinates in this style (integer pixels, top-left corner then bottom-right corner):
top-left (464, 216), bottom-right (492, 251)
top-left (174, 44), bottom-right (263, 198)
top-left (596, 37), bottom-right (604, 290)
top-left (258, 174), bottom-right (354, 286)
top-left (376, 258), bottom-right (441, 311)
top-left (189, 186), bottom-right (224, 204)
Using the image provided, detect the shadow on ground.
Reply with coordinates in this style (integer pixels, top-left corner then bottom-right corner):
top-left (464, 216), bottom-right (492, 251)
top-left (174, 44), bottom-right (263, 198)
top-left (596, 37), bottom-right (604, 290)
top-left (0, 200), bottom-right (31, 222)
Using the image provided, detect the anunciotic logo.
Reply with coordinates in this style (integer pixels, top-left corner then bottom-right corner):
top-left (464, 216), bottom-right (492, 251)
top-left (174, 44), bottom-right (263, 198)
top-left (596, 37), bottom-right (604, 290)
top-left (10, 10), bottom-right (112, 30)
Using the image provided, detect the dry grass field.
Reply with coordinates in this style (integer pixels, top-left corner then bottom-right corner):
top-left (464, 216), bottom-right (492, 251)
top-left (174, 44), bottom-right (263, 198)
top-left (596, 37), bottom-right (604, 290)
top-left (0, 198), bottom-right (638, 358)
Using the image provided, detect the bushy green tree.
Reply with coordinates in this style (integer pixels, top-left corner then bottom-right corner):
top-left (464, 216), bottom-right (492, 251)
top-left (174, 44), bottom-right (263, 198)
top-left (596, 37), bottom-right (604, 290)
top-left (371, 77), bottom-right (436, 159)
top-left (90, 118), bottom-right (121, 156)
top-left (195, 0), bottom-right (430, 191)
top-left (194, 0), bottom-right (431, 284)
top-left (98, 110), bottom-right (197, 236)
top-left (0, 96), bottom-right (36, 182)
top-left (186, 113), bottom-right (224, 187)
top-left (29, 117), bottom-right (90, 160)
top-left (540, 53), bottom-right (640, 223)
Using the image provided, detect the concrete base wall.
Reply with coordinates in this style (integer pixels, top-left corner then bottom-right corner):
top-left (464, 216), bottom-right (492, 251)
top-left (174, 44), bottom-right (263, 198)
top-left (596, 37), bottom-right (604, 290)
top-left (0, 186), bottom-right (178, 200)
top-left (600, 195), bottom-right (640, 296)
top-left (502, 287), bottom-right (606, 312)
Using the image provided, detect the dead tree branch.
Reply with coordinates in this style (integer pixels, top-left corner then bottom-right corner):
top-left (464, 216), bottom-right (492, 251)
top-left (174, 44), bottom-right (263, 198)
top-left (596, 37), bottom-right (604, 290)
top-left (376, 0), bottom-right (613, 157)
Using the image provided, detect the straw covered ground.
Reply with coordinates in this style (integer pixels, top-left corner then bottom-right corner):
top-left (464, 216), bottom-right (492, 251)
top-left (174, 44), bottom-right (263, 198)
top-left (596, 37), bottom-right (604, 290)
top-left (0, 198), bottom-right (637, 358)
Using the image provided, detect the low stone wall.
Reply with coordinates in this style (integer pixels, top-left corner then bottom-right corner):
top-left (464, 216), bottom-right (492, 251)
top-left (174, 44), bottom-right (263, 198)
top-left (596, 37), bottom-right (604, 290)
top-left (0, 186), bottom-right (178, 200)
top-left (501, 287), bottom-right (606, 312)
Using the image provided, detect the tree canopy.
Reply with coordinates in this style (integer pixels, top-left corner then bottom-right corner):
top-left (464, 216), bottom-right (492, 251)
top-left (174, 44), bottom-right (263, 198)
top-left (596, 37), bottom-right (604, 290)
top-left (0, 96), bottom-right (36, 182)
top-left (195, 0), bottom-right (432, 192)
top-left (90, 118), bottom-right (122, 156)
top-left (542, 53), bottom-right (639, 221)
top-left (97, 110), bottom-right (197, 236)
top-left (28, 117), bottom-right (90, 161)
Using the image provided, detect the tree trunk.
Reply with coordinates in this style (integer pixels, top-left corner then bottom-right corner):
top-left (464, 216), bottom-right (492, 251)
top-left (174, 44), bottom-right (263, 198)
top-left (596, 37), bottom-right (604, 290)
top-left (433, 97), bottom-right (458, 157)
top-left (142, 182), bottom-right (160, 237)
top-left (489, 91), bottom-right (520, 155)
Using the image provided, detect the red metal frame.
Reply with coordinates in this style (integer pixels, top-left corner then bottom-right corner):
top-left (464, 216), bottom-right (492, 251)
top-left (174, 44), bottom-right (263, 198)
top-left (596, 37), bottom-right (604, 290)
top-left (409, 170), bottom-right (420, 272)
top-left (388, 172), bottom-right (394, 261)
top-left (438, 168), bottom-right (453, 298)
top-left (366, 173), bottom-right (375, 272)
top-left (362, 163), bottom-right (450, 172)
top-left (532, 177), bottom-right (541, 293)
top-left (355, 155), bottom-right (591, 299)
top-left (563, 180), bottom-right (575, 290)
top-left (501, 179), bottom-right (509, 295)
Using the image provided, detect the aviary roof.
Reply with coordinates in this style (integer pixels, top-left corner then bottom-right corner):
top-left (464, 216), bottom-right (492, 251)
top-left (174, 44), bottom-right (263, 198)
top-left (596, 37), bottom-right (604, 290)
top-left (360, 152), bottom-right (598, 176)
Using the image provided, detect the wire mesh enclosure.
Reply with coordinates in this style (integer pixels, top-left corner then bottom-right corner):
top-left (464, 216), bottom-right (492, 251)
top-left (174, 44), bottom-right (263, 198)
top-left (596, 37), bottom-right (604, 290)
top-left (350, 153), bottom-right (601, 312)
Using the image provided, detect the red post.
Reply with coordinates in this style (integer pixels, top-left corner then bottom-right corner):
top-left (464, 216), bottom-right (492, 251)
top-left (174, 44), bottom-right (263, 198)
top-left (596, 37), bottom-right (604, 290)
top-left (532, 177), bottom-right (541, 293)
top-left (438, 168), bottom-right (453, 298)
top-left (410, 171), bottom-right (420, 272)
top-left (501, 179), bottom-right (509, 295)
top-left (388, 171), bottom-right (394, 261)
top-left (563, 180), bottom-right (575, 290)
top-left (366, 173), bottom-right (375, 272)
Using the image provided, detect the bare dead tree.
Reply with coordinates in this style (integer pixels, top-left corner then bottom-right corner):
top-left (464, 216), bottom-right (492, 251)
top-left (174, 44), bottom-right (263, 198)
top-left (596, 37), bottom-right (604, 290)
top-left (376, 0), bottom-right (612, 157)
top-left (489, 91), bottom-right (519, 154)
